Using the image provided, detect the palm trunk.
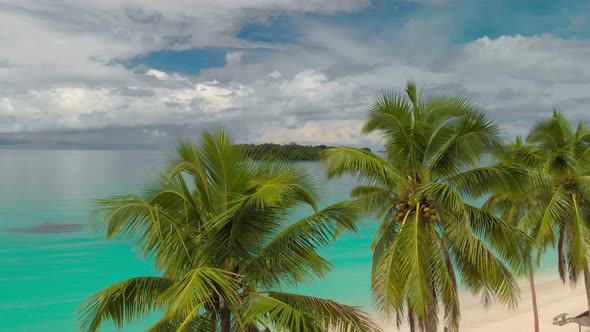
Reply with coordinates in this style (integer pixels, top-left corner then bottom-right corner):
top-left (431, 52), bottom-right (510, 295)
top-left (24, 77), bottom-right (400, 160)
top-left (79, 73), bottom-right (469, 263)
top-left (221, 307), bottom-right (231, 332)
top-left (210, 313), bottom-right (217, 332)
top-left (220, 258), bottom-right (233, 332)
top-left (583, 265), bottom-right (590, 312)
top-left (424, 247), bottom-right (438, 332)
top-left (424, 303), bottom-right (438, 332)
top-left (528, 259), bottom-right (539, 332)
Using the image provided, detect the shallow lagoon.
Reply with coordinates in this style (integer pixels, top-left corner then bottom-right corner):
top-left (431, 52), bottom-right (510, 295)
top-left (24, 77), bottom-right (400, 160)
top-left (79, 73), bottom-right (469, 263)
top-left (0, 149), bottom-right (558, 331)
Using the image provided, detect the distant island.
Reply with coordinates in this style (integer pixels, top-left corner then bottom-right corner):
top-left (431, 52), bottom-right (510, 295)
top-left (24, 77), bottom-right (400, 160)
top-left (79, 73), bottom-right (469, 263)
top-left (237, 143), bottom-right (371, 161)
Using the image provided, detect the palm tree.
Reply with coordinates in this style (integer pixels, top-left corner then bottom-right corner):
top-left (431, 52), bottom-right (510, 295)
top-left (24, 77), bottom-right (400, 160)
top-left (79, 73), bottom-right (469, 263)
top-left (323, 82), bottom-right (527, 332)
top-left (78, 130), bottom-right (379, 332)
top-left (483, 137), bottom-right (547, 332)
top-left (526, 110), bottom-right (590, 311)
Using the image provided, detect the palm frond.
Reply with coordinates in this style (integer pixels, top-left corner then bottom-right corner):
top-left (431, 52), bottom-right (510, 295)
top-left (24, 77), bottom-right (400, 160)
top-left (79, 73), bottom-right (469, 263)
top-left (245, 163), bottom-right (319, 211)
top-left (445, 221), bottom-right (520, 308)
top-left (78, 277), bottom-right (174, 332)
top-left (89, 195), bottom-right (194, 276)
top-left (373, 207), bottom-right (432, 320)
top-left (245, 202), bottom-right (360, 288)
top-left (417, 182), bottom-right (464, 215)
top-left (433, 236), bottom-right (460, 331)
top-left (361, 92), bottom-right (412, 138)
top-left (148, 311), bottom-right (216, 332)
top-left (159, 267), bottom-right (240, 319)
top-left (568, 194), bottom-right (590, 273)
top-left (244, 292), bottom-right (379, 332)
top-left (426, 111), bottom-right (501, 178)
top-left (446, 165), bottom-right (528, 198)
top-left (323, 147), bottom-right (402, 188)
top-left (464, 204), bottom-right (529, 275)
top-left (350, 185), bottom-right (393, 216)
top-left (535, 186), bottom-right (571, 251)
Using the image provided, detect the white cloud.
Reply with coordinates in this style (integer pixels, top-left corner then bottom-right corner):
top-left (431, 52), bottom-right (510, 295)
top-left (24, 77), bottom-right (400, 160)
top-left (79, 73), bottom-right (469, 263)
top-left (77, 0), bottom-right (370, 14)
top-left (256, 120), bottom-right (370, 145)
top-left (146, 70), bottom-right (170, 80)
top-left (0, 0), bottom-right (368, 89)
top-left (444, 34), bottom-right (590, 83)
top-left (267, 70), bottom-right (282, 79)
top-left (1, 0), bottom-right (590, 149)
top-left (225, 51), bottom-right (245, 66)
top-left (278, 70), bottom-right (356, 103)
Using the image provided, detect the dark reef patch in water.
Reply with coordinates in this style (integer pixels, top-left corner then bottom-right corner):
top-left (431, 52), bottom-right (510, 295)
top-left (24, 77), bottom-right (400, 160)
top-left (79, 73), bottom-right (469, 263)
top-left (3, 222), bottom-right (84, 234)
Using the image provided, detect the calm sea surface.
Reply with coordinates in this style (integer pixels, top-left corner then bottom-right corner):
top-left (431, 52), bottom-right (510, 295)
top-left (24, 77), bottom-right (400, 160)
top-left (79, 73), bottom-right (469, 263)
top-left (0, 149), bottom-right (559, 331)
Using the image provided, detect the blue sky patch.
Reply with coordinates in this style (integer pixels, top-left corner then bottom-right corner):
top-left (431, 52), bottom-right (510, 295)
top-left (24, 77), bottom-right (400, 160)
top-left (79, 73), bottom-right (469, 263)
top-left (237, 16), bottom-right (299, 43)
top-left (132, 48), bottom-right (229, 75)
top-left (131, 0), bottom-right (590, 76)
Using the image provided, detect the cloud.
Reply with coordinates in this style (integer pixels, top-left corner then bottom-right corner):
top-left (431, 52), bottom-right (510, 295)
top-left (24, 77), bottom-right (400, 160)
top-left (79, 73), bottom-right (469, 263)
top-left (255, 120), bottom-right (378, 146)
top-left (1, 1), bottom-right (590, 149)
top-left (432, 34), bottom-right (590, 130)
top-left (225, 51), bottom-right (245, 66)
top-left (442, 34), bottom-right (590, 84)
top-left (0, 0), bottom-right (368, 89)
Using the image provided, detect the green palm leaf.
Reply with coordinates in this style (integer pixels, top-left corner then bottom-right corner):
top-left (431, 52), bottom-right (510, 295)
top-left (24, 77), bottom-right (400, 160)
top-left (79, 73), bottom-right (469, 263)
top-left (245, 202), bottom-right (359, 288)
top-left (78, 277), bottom-right (174, 332)
top-left (323, 147), bottom-right (402, 187)
top-left (81, 129), bottom-right (377, 332)
top-left (159, 267), bottom-right (240, 319)
top-left (327, 82), bottom-right (521, 330)
top-left (244, 292), bottom-right (379, 332)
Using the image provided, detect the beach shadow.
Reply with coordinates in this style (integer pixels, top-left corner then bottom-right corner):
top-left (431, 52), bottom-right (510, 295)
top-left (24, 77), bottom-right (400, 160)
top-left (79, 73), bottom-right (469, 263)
top-left (2, 222), bottom-right (84, 234)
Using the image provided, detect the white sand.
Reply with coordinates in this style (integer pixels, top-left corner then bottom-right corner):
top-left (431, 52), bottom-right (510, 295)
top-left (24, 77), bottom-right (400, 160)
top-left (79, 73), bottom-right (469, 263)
top-left (380, 273), bottom-right (590, 332)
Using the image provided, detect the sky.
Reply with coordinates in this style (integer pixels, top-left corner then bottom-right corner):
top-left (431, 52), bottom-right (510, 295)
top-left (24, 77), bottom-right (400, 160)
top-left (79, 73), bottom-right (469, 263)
top-left (1, 0), bottom-right (590, 149)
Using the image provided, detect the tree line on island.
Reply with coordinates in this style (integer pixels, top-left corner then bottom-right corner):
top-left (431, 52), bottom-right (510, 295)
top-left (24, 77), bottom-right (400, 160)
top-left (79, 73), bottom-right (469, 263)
top-left (237, 143), bottom-right (371, 161)
top-left (78, 82), bottom-right (590, 332)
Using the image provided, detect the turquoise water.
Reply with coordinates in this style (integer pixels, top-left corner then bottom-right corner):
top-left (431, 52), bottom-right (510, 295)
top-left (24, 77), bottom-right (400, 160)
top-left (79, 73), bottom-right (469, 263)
top-left (0, 149), bottom-right (559, 331)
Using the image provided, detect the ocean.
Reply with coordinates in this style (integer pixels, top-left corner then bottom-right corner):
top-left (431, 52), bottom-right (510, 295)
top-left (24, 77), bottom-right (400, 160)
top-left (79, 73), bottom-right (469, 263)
top-left (0, 149), bottom-right (558, 331)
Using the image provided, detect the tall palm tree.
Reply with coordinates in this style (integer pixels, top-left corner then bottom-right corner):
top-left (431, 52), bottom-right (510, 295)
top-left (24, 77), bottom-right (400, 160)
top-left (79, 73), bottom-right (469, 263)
top-left (78, 130), bottom-right (379, 332)
top-left (526, 110), bottom-right (590, 311)
top-left (483, 137), bottom-right (547, 332)
top-left (323, 82), bottom-right (527, 332)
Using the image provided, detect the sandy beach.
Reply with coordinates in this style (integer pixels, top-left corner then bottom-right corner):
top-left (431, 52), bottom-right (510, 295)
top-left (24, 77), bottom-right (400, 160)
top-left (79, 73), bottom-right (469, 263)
top-left (381, 273), bottom-right (590, 332)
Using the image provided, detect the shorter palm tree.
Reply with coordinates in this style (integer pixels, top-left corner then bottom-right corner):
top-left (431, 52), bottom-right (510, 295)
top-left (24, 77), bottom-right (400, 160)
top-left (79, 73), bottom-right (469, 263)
top-left (78, 130), bottom-right (379, 332)
top-left (483, 137), bottom-right (547, 332)
top-left (526, 111), bottom-right (590, 311)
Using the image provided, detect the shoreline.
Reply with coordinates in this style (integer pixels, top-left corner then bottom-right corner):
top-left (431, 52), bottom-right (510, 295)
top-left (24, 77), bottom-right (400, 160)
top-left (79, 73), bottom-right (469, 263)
top-left (379, 271), bottom-right (590, 331)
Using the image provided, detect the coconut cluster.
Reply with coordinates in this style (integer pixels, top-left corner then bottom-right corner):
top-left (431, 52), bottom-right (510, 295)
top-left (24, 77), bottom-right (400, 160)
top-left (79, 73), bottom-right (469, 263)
top-left (421, 206), bottom-right (438, 221)
top-left (394, 202), bottom-right (438, 222)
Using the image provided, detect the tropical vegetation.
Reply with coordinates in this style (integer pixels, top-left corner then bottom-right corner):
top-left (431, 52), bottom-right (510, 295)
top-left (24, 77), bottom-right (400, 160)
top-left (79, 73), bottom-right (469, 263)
top-left (323, 82), bottom-right (529, 332)
top-left (482, 112), bottom-right (590, 332)
top-left (237, 143), bottom-right (371, 161)
top-left (78, 82), bottom-right (590, 332)
top-left (78, 130), bottom-right (379, 332)
top-left (524, 111), bottom-right (590, 311)
top-left (482, 137), bottom-right (546, 332)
